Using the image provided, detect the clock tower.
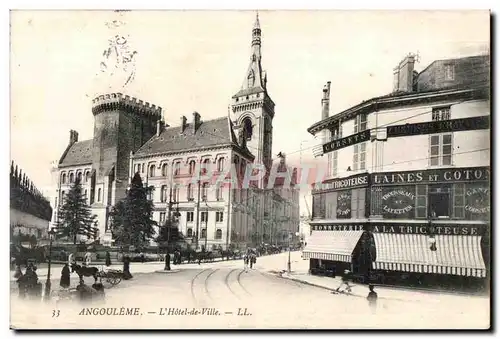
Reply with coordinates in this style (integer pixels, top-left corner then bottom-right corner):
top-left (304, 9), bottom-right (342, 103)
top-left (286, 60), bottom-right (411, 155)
top-left (231, 13), bottom-right (276, 178)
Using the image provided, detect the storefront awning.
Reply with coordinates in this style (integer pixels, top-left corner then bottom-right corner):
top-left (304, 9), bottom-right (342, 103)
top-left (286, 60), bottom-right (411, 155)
top-left (372, 233), bottom-right (486, 278)
top-left (303, 231), bottom-right (364, 263)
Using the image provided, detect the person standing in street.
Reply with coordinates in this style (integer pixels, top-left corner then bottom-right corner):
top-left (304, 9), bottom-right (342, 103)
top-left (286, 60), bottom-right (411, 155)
top-left (105, 251), bottom-right (111, 267)
top-left (243, 253), bottom-right (249, 272)
top-left (367, 285), bottom-right (378, 314)
top-left (68, 252), bottom-right (75, 266)
top-left (85, 251), bottom-right (92, 266)
top-left (59, 263), bottom-right (71, 289)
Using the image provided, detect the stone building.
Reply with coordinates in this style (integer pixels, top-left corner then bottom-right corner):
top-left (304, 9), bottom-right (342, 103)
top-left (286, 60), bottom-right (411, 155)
top-left (10, 161), bottom-right (52, 241)
top-left (51, 14), bottom-right (300, 248)
top-left (305, 54), bottom-right (490, 283)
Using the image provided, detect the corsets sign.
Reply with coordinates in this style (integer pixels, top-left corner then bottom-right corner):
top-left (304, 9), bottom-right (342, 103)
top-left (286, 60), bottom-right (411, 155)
top-left (465, 187), bottom-right (490, 214)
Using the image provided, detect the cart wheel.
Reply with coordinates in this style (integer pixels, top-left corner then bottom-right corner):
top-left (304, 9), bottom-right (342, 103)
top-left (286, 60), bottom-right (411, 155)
top-left (107, 276), bottom-right (121, 285)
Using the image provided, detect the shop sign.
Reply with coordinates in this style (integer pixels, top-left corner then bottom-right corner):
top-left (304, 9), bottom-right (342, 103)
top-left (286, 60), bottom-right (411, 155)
top-left (323, 173), bottom-right (369, 191)
top-left (336, 191), bottom-right (352, 219)
top-left (386, 116), bottom-right (490, 138)
top-left (465, 187), bottom-right (490, 214)
top-left (381, 186), bottom-right (415, 218)
top-left (322, 130), bottom-right (370, 154)
top-left (311, 224), bottom-right (365, 231)
top-left (370, 224), bottom-right (485, 236)
top-left (372, 167), bottom-right (490, 185)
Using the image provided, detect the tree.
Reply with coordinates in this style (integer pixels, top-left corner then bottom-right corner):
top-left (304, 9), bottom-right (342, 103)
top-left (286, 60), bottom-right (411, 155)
top-left (155, 215), bottom-right (185, 251)
top-left (110, 173), bottom-right (157, 250)
top-left (54, 179), bottom-right (97, 244)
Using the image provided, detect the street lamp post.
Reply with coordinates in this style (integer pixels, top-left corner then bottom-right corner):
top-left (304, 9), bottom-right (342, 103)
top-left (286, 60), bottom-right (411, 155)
top-left (44, 228), bottom-right (56, 301)
top-left (287, 231), bottom-right (300, 273)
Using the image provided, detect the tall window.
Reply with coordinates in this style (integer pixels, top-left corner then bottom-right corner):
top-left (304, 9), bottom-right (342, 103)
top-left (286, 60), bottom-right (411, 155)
top-left (202, 158), bottom-right (210, 175)
top-left (216, 184), bottom-right (222, 201)
top-left (428, 184), bottom-right (451, 218)
top-left (61, 173), bottom-right (67, 184)
top-left (85, 171), bottom-right (90, 183)
top-left (430, 134), bottom-right (452, 166)
top-left (161, 163), bottom-right (168, 176)
top-left (330, 125), bottom-right (342, 177)
top-left (415, 185), bottom-right (428, 218)
top-left (201, 228), bottom-right (207, 239)
top-left (187, 211), bottom-right (194, 222)
top-left (216, 211), bottom-right (224, 223)
top-left (201, 211), bottom-right (208, 222)
top-left (97, 188), bottom-right (102, 202)
top-left (353, 143), bottom-right (366, 171)
top-left (217, 158), bottom-right (225, 172)
top-left (173, 186), bottom-right (179, 202)
top-left (61, 191), bottom-right (65, 203)
top-left (174, 162), bottom-right (181, 176)
top-left (444, 64), bottom-right (455, 81)
top-left (160, 212), bottom-right (166, 223)
top-left (149, 165), bottom-right (155, 177)
top-left (202, 183), bottom-right (209, 200)
top-left (84, 189), bottom-right (88, 203)
top-left (77, 172), bottom-right (82, 183)
top-left (160, 185), bottom-right (168, 202)
top-left (350, 189), bottom-right (366, 219)
top-left (453, 184), bottom-right (465, 219)
top-left (69, 173), bottom-right (75, 183)
top-left (189, 160), bottom-right (196, 175)
top-left (141, 164), bottom-right (145, 173)
top-left (187, 228), bottom-right (193, 237)
top-left (215, 229), bottom-right (222, 240)
top-left (354, 114), bottom-right (367, 134)
top-left (187, 184), bottom-right (193, 200)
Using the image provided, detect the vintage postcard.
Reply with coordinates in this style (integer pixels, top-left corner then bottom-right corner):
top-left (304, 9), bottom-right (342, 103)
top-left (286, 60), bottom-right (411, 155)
top-left (9, 9), bottom-right (491, 330)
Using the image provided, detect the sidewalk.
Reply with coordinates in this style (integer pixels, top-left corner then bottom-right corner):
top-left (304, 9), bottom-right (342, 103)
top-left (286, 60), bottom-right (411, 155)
top-left (275, 252), bottom-right (489, 304)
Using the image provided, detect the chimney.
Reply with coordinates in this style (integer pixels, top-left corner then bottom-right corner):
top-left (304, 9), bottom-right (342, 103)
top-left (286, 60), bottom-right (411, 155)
top-left (394, 54), bottom-right (416, 92)
top-left (192, 112), bottom-right (201, 132)
top-left (180, 116), bottom-right (187, 133)
top-left (69, 130), bottom-right (79, 145)
top-left (156, 120), bottom-right (166, 137)
top-left (321, 81), bottom-right (331, 120)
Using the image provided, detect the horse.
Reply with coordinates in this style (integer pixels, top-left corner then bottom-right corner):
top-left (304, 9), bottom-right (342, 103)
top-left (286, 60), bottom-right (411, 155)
top-left (71, 263), bottom-right (99, 284)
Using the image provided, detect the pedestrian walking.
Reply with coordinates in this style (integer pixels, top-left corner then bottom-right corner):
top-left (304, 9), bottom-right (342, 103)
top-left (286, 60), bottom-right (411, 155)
top-left (105, 251), bottom-right (111, 267)
top-left (336, 270), bottom-right (353, 293)
top-left (243, 254), bottom-right (249, 272)
top-left (85, 251), bottom-right (92, 266)
top-left (59, 263), bottom-right (71, 289)
top-left (68, 252), bottom-right (75, 266)
top-left (122, 255), bottom-right (133, 280)
top-left (367, 285), bottom-right (378, 314)
top-left (164, 250), bottom-right (171, 271)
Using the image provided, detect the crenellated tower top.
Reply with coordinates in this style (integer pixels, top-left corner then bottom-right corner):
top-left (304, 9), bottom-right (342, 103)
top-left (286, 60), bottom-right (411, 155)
top-left (92, 93), bottom-right (162, 119)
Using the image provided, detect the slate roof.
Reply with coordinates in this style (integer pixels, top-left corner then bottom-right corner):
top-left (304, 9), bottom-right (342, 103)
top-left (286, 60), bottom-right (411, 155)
top-left (135, 116), bottom-right (253, 158)
top-left (232, 86), bottom-right (266, 98)
top-left (59, 139), bottom-right (93, 167)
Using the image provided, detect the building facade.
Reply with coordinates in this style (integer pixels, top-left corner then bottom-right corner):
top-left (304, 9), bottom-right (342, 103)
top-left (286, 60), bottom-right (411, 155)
top-left (51, 14), bottom-right (300, 249)
top-left (10, 161), bottom-right (53, 241)
top-left (305, 54), bottom-right (490, 282)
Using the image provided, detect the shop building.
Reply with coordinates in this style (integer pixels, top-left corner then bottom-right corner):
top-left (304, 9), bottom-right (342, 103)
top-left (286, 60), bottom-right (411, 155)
top-left (305, 53), bottom-right (490, 283)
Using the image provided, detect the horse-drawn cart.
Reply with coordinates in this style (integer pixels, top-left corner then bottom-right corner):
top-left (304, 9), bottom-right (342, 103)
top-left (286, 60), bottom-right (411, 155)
top-left (96, 268), bottom-right (123, 286)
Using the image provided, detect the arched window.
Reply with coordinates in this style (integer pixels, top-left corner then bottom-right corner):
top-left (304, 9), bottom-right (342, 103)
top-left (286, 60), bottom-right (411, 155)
top-left (217, 158), bottom-right (225, 172)
top-left (161, 163), bottom-right (168, 176)
top-left (161, 185), bottom-right (168, 202)
top-left (243, 118), bottom-right (253, 140)
top-left (97, 188), bottom-right (102, 202)
top-left (201, 228), bottom-right (207, 239)
top-left (186, 228), bottom-right (192, 238)
top-left (202, 183), bottom-right (209, 200)
top-left (69, 173), bottom-right (75, 183)
top-left (77, 172), bottom-right (82, 183)
top-left (247, 70), bottom-right (255, 87)
top-left (202, 158), bottom-right (210, 174)
top-left (85, 171), bottom-right (90, 183)
top-left (149, 165), bottom-right (155, 177)
top-left (173, 186), bottom-right (179, 202)
top-left (61, 173), bottom-right (67, 184)
top-left (174, 162), bottom-right (181, 176)
top-left (189, 160), bottom-right (196, 175)
top-left (187, 184), bottom-right (193, 200)
top-left (215, 229), bottom-right (222, 240)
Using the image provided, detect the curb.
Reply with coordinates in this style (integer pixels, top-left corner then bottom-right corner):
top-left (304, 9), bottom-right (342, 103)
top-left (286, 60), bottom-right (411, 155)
top-left (154, 269), bottom-right (181, 274)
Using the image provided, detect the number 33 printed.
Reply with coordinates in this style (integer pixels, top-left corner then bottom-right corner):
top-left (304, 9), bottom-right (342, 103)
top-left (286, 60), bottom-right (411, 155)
top-left (52, 310), bottom-right (60, 318)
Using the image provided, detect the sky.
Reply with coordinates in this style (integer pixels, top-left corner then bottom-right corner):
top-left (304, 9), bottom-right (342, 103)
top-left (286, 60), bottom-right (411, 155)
top-left (10, 10), bottom-right (490, 214)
